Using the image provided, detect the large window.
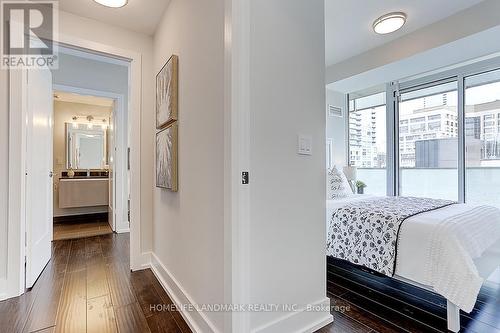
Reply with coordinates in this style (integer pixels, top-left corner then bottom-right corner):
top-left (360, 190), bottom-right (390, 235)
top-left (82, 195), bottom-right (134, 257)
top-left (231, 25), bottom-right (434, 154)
top-left (465, 69), bottom-right (500, 208)
top-left (348, 92), bottom-right (386, 196)
top-left (398, 82), bottom-right (458, 201)
top-left (345, 58), bottom-right (500, 207)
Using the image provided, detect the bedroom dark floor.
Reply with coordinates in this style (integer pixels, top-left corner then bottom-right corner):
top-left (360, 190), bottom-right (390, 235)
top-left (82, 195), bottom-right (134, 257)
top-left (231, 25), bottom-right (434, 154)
top-left (0, 233), bottom-right (191, 333)
top-left (318, 258), bottom-right (500, 333)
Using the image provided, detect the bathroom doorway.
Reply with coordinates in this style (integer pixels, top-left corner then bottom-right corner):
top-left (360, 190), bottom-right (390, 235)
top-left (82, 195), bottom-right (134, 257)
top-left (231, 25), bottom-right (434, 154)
top-left (52, 90), bottom-right (116, 240)
top-left (48, 45), bottom-right (131, 243)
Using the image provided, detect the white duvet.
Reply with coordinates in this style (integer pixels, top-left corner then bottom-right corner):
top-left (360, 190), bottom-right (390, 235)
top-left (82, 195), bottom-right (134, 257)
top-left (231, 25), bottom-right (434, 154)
top-left (327, 195), bottom-right (500, 313)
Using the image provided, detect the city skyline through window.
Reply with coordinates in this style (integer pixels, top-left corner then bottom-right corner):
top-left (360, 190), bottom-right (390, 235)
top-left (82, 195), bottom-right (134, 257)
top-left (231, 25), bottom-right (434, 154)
top-left (348, 93), bottom-right (386, 196)
top-left (346, 66), bottom-right (500, 207)
top-left (398, 82), bottom-right (458, 200)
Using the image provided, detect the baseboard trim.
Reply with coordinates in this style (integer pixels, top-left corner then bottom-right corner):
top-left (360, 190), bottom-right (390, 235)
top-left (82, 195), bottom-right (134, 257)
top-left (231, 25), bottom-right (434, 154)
top-left (130, 251), bottom-right (151, 271)
top-left (252, 297), bottom-right (333, 333)
top-left (149, 252), bottom-right (220, 333)
top-left (0, 278), bottom-right (6, 301)
top-left (144, 253), bottom-right (332, 333)
top-left (115, 227), bottom-right (130, 234)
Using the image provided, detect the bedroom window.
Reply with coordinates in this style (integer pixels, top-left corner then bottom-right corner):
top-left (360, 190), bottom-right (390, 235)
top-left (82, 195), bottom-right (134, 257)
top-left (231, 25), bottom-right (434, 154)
top-left (344, 56), bottom-right (500, 206)
top-left (348, 92), bottom-right (386, 195)
top-left (465, 69), bottom-right (500, 208)
top-left (397, 81), bottom-right (459, 201)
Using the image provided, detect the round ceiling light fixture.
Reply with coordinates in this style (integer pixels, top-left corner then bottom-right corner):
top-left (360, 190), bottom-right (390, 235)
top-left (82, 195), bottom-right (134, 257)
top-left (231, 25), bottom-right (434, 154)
top-left (93, 0), bottom-right (128, 8)
top-left (373, 12), bottom-right (407, 35)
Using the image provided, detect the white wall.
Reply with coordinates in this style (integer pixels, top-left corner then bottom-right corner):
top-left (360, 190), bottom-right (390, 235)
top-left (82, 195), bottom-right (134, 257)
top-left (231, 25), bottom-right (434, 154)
top-left (53, 101), bottom-right (112, 217)
top-left (54, 53), bottom-right (129, 100)
top-left (152, 0), bottom-right (226, 332)
top-left (0, 68), bottom-right (8, 280)
top-left (247, 0), bottom-right (332, 331)
top-left (326, 89), bottom-right (346, 167)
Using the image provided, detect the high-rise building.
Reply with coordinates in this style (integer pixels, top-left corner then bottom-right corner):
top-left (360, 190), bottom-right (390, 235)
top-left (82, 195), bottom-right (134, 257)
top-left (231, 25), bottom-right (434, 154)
top-left (348, 95), bottom-right (500, 168)
top-left (399, 105), bottom-right (458, 167)
top-left (349, 108), bottom-right (378, 167)
top-left (465, 100), bottom-right (500, 160)
top-left (401, 98), bottom-right (500, 167)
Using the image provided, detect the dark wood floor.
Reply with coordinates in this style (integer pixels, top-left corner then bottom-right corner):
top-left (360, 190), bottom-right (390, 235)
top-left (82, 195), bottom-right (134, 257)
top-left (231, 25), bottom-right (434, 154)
top-left (0, 233), bottom-right (192, 333)
top-left (318, 257), bottom-right (500, 333)
top-left (3, 234), bottom-right (498, 333)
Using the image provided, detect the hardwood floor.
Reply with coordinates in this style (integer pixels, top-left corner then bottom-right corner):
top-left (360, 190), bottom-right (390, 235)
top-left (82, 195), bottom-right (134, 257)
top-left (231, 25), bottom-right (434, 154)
top-left (53, 214), bottom-right (112, 241)
top-left (318, 257), bottom-right (500, 333)
top-left (4, 233), bottom-right (497, 333)
top-left (0, 233), bottom-right (191, 333)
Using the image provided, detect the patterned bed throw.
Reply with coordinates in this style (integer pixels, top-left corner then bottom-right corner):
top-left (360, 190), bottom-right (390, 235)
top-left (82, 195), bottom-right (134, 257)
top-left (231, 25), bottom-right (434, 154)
top-left (327, 196), bottom-right (455, 276)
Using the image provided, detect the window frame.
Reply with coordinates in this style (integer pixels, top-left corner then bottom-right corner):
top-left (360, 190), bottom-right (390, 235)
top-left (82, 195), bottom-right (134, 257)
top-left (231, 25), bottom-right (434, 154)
top-left (346, 56), bottom-right (500, 202)
top-left (347, 99), bottom-right (387, 162)
top-left (346, 93), bottom-right (387, 195)
top-left (396, 79), bottom-right (460, 200)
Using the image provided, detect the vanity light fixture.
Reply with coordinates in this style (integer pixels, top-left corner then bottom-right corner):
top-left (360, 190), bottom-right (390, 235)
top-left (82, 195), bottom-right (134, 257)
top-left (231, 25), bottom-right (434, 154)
top-left (86, 115), bottom-right (94, 129)
top-left (373, 12), bottom-right (407, 35)
top-left (72, 115), bottom-right (108, 130)
top-left (93, 0), bottom-right (128, 8)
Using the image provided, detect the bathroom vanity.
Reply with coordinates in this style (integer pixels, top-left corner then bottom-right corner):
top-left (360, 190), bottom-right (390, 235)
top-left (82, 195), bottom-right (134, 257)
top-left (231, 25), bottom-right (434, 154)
top-left (59, 177), bottom-right (109, 208)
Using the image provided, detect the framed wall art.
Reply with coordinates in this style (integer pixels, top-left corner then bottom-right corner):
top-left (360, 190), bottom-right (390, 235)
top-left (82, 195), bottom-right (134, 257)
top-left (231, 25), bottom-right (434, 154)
top-left (156, 54), bottom-right (179, 128)
top-left (156, 122), bottom-right (178, 191)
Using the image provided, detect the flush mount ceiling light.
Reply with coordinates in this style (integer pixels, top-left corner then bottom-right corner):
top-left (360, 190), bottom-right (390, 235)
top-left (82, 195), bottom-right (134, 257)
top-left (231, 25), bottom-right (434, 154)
top-left (93, 0), bottom-right (128, 8)
top-left (373, 12), bottom-right (407, 35)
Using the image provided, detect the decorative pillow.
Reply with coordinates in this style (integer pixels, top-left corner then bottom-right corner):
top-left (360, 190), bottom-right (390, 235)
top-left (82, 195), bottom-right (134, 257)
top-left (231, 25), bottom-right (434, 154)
top-left (327, 166), bottom-right (352, 199)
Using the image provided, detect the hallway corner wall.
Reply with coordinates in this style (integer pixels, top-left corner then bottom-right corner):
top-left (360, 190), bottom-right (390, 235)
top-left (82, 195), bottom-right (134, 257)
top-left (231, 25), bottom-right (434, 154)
top-left (151, 0), bottom-right (226, 331)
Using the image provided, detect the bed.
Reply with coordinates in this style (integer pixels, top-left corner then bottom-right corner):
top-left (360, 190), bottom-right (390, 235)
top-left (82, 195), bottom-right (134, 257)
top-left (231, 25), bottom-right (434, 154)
top-left (326, 194), bottom-right (500, 332)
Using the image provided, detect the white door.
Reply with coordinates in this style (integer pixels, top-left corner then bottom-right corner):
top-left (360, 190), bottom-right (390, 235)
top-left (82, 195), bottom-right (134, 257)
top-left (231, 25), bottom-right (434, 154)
top-left (25, 68), bottom-right (53, 289)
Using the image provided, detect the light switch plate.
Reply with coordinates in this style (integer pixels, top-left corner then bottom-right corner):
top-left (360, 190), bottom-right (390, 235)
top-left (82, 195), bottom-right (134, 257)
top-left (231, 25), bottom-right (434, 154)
top-left (298, 135), bottom-right (312, 155)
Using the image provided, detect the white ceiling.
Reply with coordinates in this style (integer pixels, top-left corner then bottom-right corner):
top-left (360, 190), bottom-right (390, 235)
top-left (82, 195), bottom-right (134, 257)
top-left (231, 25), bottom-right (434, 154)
top-left (59, 0), bottom-right (171, 36)
top-left (54, 91), bottom-right (114, 108)
top-left (325, 0), bottom-right (485, 67)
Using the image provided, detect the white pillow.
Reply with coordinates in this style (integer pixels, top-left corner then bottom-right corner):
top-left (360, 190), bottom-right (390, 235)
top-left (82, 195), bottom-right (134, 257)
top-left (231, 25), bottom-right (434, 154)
top-left (327, 166), bottom-right (352, 199)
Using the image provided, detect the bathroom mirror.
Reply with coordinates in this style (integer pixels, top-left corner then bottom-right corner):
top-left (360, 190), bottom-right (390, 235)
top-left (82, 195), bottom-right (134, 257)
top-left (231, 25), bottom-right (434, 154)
top-left (66, 123), bottom-right (108, 170)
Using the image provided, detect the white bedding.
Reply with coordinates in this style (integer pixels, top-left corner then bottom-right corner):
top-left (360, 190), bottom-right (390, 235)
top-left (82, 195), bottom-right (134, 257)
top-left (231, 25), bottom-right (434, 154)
top-left (327, 195), bottom-right (500, 312)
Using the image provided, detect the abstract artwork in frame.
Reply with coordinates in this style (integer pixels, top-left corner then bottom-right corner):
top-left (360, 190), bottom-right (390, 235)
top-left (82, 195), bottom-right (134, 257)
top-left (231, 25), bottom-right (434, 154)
top-left (156, 122), bottom-right (178, 191)
top-left (156, 54), bottom-right (179, 129)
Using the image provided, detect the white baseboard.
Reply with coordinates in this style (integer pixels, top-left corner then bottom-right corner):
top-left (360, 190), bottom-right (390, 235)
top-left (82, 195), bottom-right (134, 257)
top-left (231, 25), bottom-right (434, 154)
top-left (115, 227), bottom-right (130, 234)
top-left (0, 278), bottom-right (7, 301)
top-left (149, 253), bottom-right (220, 333)
top-left (0, 278), bottom-right (23, 302)
top-left (145, 253), bottom-right (332, 333)
top-left (252, 298), bottom-right (333, 333)
top-left (137, 252), bottom-right (152, 270)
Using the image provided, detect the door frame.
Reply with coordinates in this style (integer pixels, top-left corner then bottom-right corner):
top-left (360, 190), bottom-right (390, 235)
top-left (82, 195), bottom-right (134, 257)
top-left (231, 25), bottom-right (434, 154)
top-left (52, 83), bottom-right (128, 234)
top-left (5, 33), bottom-right (143, 299)
top-left (223, 0), bottom-right (251, 331)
